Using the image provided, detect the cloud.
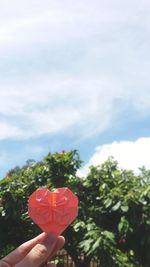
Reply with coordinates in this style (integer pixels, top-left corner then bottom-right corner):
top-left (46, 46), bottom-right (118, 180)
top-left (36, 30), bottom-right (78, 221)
top-left (0, 0), bottom-right (150, 140)
top-left (0, 122), bottom-right (22, 139)
top-left (0, 71), bottom-right (149, 141)
top-left (0, 1), bottom-right (117, 49)
top-left (78, 137), bottom-right (150, 176)
top-left (0, 74), bottom-right (123, 139)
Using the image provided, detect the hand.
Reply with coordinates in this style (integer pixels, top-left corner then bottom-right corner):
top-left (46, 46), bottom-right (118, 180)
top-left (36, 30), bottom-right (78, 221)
top-left (0, 232), bottom-right (65, 267)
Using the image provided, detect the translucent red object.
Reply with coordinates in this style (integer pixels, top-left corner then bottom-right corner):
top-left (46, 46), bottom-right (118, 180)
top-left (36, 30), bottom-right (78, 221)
top-left (28, 187), bottom-right (78, 235)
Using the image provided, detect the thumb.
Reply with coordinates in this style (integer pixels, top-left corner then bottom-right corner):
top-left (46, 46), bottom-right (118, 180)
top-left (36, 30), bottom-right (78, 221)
top-left (15, 233), bottom-right (57, 267)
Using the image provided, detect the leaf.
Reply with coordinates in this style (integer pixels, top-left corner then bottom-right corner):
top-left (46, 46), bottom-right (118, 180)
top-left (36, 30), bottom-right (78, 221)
top-left (73, 221), bottom-right (85, 232)
top-left (118, 216), bottom-right (129, 234)
top-left (92, 237), bottom-right (101, 251)
top-left (112, 201), bottom-right (121, 211)
top-left (104, 198), bottom-right (112, 208)
top-left (101, 183), bottom-right (107, 190)
top-left (79, 239), bottom-right (93, 253)
top-left (103, 230), bottom-right (115, 241)
top-left (121, 205), bottom-right (129, 212)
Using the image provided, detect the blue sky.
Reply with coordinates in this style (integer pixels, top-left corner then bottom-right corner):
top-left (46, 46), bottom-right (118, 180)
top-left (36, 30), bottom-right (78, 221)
top-left (0, 0), bottom-right (150, 178)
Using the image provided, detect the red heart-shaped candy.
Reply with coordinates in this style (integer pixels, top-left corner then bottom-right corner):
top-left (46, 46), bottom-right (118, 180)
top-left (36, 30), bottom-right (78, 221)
top-left (28, 187), bottom-right (78, 235)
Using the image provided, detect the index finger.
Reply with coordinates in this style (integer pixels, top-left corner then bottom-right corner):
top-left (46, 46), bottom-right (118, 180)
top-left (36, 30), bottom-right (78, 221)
top-left (1, 233), bottom-right (46, 266)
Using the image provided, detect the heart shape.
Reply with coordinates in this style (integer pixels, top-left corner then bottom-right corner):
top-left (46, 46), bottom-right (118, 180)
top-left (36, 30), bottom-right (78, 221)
top-left (28, 187), bottom-right (78, 235)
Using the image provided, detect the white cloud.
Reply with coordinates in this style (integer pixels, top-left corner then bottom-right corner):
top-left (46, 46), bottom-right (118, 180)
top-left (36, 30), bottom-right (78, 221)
top-left (0, 1), bottom-right (118, 49)
top-left (0, 1), bottom-right (150, 140)
top-left (78, 137), bottom-right (150, 176)
top-left (0, 122), bottom-right (23, 139)
top-left (0, 74), bottom-right (123, 139)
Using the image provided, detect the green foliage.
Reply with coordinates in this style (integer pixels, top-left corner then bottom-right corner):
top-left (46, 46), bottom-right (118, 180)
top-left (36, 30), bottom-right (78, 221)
top-left (0, 152), bottom-right (150, 267)
top-left (77, 158), bottom-right (150, 266)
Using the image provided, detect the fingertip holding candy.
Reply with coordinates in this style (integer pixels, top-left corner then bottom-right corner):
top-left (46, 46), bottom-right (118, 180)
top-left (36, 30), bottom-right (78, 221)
top-left (28, 187), bottom-right (78, 236)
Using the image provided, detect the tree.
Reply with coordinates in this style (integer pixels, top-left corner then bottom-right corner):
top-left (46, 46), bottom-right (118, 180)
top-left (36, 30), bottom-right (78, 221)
top-left (0, 152), bottom-right (150, 267)
top-left (76, 158), bottom-right (150, 266)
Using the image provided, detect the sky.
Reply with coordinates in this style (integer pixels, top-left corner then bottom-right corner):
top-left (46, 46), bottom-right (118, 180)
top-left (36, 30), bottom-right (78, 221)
top-left (0, 0), bottom-right (150, 178)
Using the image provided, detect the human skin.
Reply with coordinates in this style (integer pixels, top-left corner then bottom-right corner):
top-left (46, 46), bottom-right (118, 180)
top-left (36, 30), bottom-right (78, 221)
top-left (0, 232), bottom-right (65, 267)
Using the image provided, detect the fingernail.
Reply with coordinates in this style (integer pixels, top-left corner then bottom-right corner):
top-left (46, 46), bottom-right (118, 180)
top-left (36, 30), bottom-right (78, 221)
top-left (44, 233), bottom-right (56, 244)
